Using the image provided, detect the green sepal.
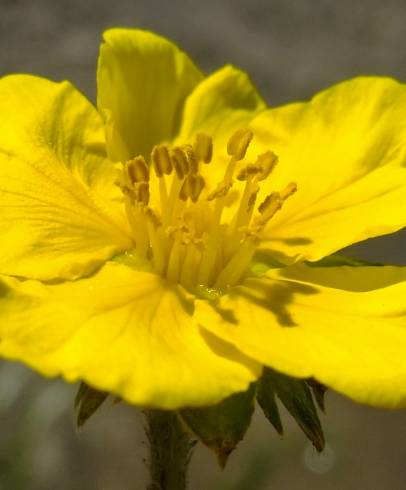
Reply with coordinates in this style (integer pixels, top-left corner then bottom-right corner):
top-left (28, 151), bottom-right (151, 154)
top-left (306, 378), bottom-right (327, 412)
top-left (179, 383), bottom-right (256, 468)
top-left (256, 380), bottom-right (283, 435)
top-left (258, 369), bottom-right (325, 451)
top-left (74, 382), bottom-right (108, 428)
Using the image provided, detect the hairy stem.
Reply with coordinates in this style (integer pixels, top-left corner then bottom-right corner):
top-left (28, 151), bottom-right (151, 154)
top-left (145, 410), bottom-right (194, 490)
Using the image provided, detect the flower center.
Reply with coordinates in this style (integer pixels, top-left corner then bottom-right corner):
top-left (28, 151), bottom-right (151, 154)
top-left (117, 128), bottom-right (296, 291)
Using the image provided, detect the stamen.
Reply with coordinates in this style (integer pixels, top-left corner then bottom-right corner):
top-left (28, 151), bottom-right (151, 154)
top-left (197, 129), bottom-right (254, 285)
top-left (194, 133), bottom-right (213, 163)
top-left (179, 174), bottom-right (205, 202)
top-left (233, 177), bottom-right (259, 231)
top-left (247, 187), bottom-right (259, 209)
top-left (125, 156), bottom-right (150, 183)
top-left (132, 206), bottom-right (150, 258)
top-left (224, 170), bottom-right (258, 259)
top-left (135, 182), bottom-right (150, 205)
top-left (166, 232), bottom-right (183, 283)
top-left (253, 183), bottom-right (297, 231)
top-left (122, 193), bottom-right (149, 257)
top-left (144, 208), bottom-right (167, 275)
top-left (237, 164), bottom-right (261, 181)
top-left (182, 144), bottom-right (199, 174)
top-left (227, 128), bottom-right (253, 160)
top-left (207, 181), bottom-right (232, 201)
top-left (171, 147), bottom-right (189, 179)
top-left (256, 151), bottom-right (278, 180)
top-left (180, 240), bottom-right (201, 289)
top-left (152, 145), bottom-right (173, 177)
top-left (280, 182), bottom-right (297, 200)
top-left (117, 127), bottom-right (296, 291)
top-left (258, 192), bottom-right (281, 215)
top-left (215, 234), bottom-right (259, 289)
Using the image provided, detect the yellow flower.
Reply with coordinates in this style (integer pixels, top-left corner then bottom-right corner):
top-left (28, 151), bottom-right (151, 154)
top-left (1, 28), bottom-right (406, 410)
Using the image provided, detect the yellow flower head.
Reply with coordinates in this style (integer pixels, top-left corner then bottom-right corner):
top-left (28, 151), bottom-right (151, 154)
top-left (1, 28), bottom-right (406, 410)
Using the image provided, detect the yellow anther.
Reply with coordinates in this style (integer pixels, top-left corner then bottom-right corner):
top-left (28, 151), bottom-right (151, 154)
top-left (227, 128), bottom-right (253, 160)
top-left (207, 181), bottom-right (233, 201)
top-left (191, 175), bottom-right (205, 202)
top-left (182, 144), bottom-right (199, 174)
top-left (258, 192), bottom-right (282, 215)
top-left (247, 185), bottom-right (260, 209)
top-left (256, 151), bottom-right (278, 181)
top-left (171, 147), bottom-right (189, 179)
top-left (117, 126), bottom-right (295, 291)
top-left (126, 156), bottom-right (149, 183)
top-left (135, 182), bottom-right (150, 205)
top-left (144, 207), bottom-right (162, 228)
top-left (152, 145), bottom-right (173, 177)
top-left (179, 174), bottom-right (206, 202)
top-left (120, 184), bottom-right (136, 201)
top-left (236, 164), bottom-right (261, 181)
top-left (280, 182), bottom-right (297, 201)
top-left (167, 223), bottom-right (189, 239)
top-left (194, 133), bottom-right (213, 163)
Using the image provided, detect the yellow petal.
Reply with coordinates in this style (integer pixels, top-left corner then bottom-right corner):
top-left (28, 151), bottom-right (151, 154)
top-left (0, 262), bottom-right (260, 409)
top-left (97, 28), bottom-right (203, 161)
top-left (196, 263), bottom-right (406, 408)
top-left (0, 75), bottom-right (132, 281)
top-left (179, 64), bottom-right (265, 141)
top-left (249, 77), bottom-right (406, 263)
top-left (177, 64), bottom-right (265, 189)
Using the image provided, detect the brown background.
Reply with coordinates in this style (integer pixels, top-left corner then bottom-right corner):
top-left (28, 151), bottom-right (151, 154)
top-left (1, 0), bottom-right (406, 488)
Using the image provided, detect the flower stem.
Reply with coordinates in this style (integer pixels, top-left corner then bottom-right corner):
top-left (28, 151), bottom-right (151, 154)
top-left (145, 410), bottom-right (194, 490)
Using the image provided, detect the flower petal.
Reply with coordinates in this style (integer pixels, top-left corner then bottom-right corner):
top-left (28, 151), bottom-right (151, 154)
top-left (249, 77), bottom-right (406, 263)
top-left (0, 262), bottom-right (260, 409)
top-left (0, 75), bottom-right (132, 281)
top-left (179, 64), bottom-right (266, 141)
top-left (177, 64), bottom-right (265, 190)
top-left (196, 263), bottom-right (406, 408)
top-left (97, 28), bottom-right (203, 161)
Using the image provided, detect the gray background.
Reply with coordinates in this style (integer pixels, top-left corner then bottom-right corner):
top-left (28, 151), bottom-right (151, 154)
top-left (1, 0), bottom-right (406, 488)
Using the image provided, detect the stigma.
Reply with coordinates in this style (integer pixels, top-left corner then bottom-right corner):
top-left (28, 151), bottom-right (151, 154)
top-left (117, 128), bottom-right (296, 291)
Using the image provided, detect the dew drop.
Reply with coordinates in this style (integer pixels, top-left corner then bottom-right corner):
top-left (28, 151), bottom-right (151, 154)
top-left (303, 442), bottom-right (335, 474)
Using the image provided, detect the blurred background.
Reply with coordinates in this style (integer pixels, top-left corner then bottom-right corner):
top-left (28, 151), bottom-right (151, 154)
top-left (1, 0), bottom-right (406, 488)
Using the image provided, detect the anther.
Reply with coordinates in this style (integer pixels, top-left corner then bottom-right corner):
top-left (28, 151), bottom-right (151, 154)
top-left (152, 145), bottom-right (173, 177)
top-left (247, 185), bottom-right (260, 209)
top-left (280, 182), bottom-right (297, 200)
top-left (207, 181), bottom-right (233, 201)
top-left (171, 147), bottom-right (189, 179)
top-left (144, 207), bottom-right (162, 228)
top-left (194, 133), bottom-right (213, 163)
top-left (135, 182), bottom-right (150, 205)
top-left (227, 128), bottom-right (253, 160)
top-left (258, 192), bottom-right (281, 215)
top-left (167, 224), bottom-right (189, 240)
top-left (126, 156), bottom-right (149, 183)
top-left (237, 164), bottom-right (261, 181)
top-left (179, 174), bottom-right (206, 202)
top-left (182, 144), bottom-right (199, 174)
top-left (256, 151), bottom-right (278, 180)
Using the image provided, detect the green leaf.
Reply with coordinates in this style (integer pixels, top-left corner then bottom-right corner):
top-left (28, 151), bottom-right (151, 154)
top-left (74, 382), bottom-right (108, 428)
top-left (179, 383), bottom-right (256, 468)
top-left (258, 369), bottom-right (325, 451)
